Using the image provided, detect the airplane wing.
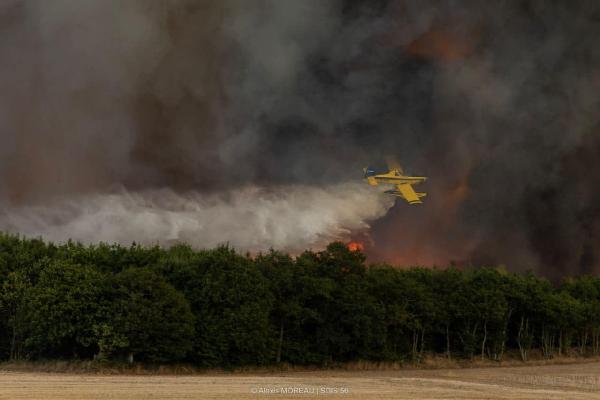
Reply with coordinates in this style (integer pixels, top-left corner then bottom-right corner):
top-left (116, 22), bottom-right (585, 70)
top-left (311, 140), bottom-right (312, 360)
top-left (396, 184), bottom-right (422, 204)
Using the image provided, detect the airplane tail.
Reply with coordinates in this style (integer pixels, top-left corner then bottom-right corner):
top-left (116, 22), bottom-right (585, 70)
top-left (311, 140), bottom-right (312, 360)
top-left (384, 190), bottom-right (427, 203)
top-left (385, 157), bottom-right (404, 175)
top-left (407, 192), bottom-right (427, 204)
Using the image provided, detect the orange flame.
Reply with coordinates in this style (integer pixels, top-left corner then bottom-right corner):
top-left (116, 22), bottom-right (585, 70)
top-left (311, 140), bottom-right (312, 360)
top-left (347, 241), bottom-right (364, 252)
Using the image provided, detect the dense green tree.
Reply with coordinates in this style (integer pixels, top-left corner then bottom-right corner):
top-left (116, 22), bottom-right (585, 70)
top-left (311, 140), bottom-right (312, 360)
top-left (110, 268), bottom-right (194, 363)
top-left (255, 250), bottom-right (301, 363)
top-left (562, 276), bottom-right (600, 354)
top-left (22, 260), bottom-right (110, 359)
top-left (0, 234), bottom-right (54, 279)
top-left (1, 234), bottom-right (600, 367)
top-left (281, 249), bottom-right (336, 364)
top-left (366, 266), bottom-right (411, 360)
top-left (312, 243), bottom-right (382, 362)
top-left (156, 246), bottom-right (273, 366)
top-left (468, 268), bottom-right (510, 360)
top-left (0, 269), bottom-right (32, 360)
top-left (431, 268), bottom-right (463, 358)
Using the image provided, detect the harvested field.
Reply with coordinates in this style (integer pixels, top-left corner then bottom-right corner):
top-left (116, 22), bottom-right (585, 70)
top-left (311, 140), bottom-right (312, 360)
top-left (2, 361), bottom-right (600, 399)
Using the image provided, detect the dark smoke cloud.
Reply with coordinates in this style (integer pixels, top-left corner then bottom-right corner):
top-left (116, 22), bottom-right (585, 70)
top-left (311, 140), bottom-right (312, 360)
top-left (364, 0), bottom-right (600, 278)
top-left (0, 0), bottom-right (599, 277)
top-left (0, 0), bottom-right (393, 252)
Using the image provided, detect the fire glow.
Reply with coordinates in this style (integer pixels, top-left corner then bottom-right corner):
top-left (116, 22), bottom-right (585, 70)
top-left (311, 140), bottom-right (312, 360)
top-left (347, 242), bottom-right (365, 252)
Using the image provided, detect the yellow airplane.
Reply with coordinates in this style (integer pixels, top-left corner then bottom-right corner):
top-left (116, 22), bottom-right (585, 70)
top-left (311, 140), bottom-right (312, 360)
top-left (363, 165), bottom-right (428, 204)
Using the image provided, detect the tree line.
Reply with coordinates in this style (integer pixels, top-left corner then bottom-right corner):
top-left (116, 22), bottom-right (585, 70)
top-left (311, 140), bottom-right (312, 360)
top-left (0, 233), bottom-right (599, 366)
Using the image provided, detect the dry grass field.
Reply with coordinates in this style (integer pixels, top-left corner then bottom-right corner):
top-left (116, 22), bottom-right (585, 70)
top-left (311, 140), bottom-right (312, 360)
top-left (2, 361), bottom-right (600, 399)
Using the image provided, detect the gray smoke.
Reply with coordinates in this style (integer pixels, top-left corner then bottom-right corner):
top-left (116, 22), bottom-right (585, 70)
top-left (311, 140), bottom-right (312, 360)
top-left (1, 1), bottom-right (599, 277)
top-left (0, 0), bottom-right (394, 250)
top-left (0, 184), bottom-right (392, 252)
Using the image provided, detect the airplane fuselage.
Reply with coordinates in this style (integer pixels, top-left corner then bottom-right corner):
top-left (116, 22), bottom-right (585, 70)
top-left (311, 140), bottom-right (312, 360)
top-left (364, 168), bottom-right (428, 204)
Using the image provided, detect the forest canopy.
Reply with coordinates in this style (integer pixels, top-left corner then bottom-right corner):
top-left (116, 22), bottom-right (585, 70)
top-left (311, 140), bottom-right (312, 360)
top-left (1, 233), bottom-right (599, 366)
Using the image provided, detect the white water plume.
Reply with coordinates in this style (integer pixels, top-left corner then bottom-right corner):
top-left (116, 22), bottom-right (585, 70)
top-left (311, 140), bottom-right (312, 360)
top-left (0, 183), bottom-right (394, 252)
